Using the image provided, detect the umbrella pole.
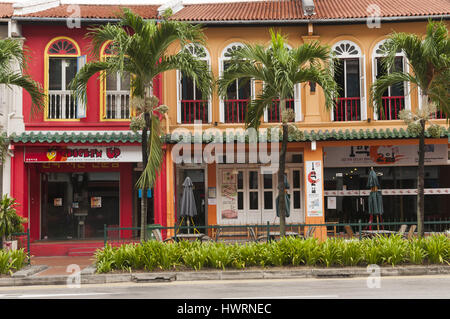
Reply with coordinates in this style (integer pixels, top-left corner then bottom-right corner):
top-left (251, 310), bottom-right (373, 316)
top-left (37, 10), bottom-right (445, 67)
top-left (376, 215), bottom-right (380, 231)
top-left (187, 219), bottom-right (190, 234)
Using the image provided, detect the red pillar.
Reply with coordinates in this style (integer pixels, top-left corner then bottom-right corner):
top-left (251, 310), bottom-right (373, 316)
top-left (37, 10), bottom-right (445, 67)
top-left (29, 165), bottom-right (40, 241)
top-left (11, 146), bottom-right (28, 230)
top-left (154, 149), bottom-right (167, 236)
top-left (120, 163), bottom-right (133, 239)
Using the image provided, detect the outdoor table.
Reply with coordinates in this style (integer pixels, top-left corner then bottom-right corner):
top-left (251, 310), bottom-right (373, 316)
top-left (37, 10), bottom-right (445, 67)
top-left (172, 233), bottom-right (208, 242)
top-left (360, 230), bottom-right (397, 238)
top-left (258, 231), bottom-right (301, 242)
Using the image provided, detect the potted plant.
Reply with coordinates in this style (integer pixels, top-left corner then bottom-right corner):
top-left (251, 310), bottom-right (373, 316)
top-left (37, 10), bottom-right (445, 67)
top-left (0, 195), bottom-right (26, 251)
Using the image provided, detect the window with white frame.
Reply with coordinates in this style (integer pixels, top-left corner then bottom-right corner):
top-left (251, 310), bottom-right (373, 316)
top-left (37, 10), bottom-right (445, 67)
top-left (219, 43), bottom-right (253, 123)
top-left (372, 40), bottom-right (410, 120)
top-left (102, 42), bottom-right (131, 120)
top-left (218, 166), bottom-right (304, 225)
top-left (46, 38), bottom-right (85, 119)
top-left (177, 44), bottom-right (211, 124)
top-left (332, 40), bottom-right (366, 121)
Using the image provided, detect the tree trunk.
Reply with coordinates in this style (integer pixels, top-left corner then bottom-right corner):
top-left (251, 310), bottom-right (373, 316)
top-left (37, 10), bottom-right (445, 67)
top-left (277, 98), bottom-right (289, 237)
top-left (417, 119), bottom-right (426, 237)
top-left (139, 112), bottom-right (151, 242)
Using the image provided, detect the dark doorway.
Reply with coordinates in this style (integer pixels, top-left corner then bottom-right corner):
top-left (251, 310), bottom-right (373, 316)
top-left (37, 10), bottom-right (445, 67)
top-left (177, 168), bottom-right (206, 231)
top-left (41, 172), bottom-right (120, 240)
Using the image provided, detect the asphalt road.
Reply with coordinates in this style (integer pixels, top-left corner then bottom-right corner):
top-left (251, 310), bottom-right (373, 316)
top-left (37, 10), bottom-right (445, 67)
top-left (0, 275), bottom-right (449, 300)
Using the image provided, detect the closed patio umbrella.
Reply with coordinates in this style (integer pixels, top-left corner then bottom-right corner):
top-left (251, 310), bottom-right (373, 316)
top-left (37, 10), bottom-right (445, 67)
top-left (367, 168), bottom-right (384, 229)
top-left (276, 175), bottom-right (290, 218)
top-left (179, 177), bottom-right (197, 234)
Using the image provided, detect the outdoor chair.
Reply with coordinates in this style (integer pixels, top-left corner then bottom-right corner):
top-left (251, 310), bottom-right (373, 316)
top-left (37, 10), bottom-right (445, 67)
top-left (406, 225), bottom-right (417, 240)
top-left (152, 229), bottom-right (175, 243)
top-left (305, 226), bottom-right (316, 239)
top-left (344, 225), bottom-right (355, 238)
top-left (397, 224), bottom-right (408, 236)
top-left (326, 220), bottom-right (338, 238)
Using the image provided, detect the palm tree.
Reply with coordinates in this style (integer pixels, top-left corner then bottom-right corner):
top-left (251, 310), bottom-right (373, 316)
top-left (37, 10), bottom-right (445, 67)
top-left (71, 9), bottom-right (213, 241)
top-left (0, 38), bottom-right (46, 120)
top-left (218, 30), bottom-right (337, 236)
top-left (371, 20), bottom-right (450, 237)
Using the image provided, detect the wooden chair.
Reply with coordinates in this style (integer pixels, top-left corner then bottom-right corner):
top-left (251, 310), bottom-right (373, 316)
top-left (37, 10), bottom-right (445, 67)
top-left (344, 225), bottom-right (355, 238)
top-left (305, 226), bottom-right (316, 239)
top-left (152, 229), bottom-right (175, 243)
top-left (406, 225), bottom-right (417, 240)
top-left (326, 220), bottom-right (339, 238)
top-left (397, 224), bottom-right (407, 236)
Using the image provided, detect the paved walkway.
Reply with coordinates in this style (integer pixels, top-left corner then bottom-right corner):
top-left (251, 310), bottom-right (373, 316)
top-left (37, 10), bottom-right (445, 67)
top-left (30, 256), bottom-right (95, 276)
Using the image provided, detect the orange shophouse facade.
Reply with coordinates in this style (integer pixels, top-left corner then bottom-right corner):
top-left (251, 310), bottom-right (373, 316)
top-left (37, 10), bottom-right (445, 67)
top-left (159, 1), bottom-right (450, 240)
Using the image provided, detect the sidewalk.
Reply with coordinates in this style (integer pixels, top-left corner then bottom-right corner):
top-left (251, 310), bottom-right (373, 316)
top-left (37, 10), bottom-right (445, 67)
top-left (1, 257), bottom-right (450, 287)
top-left (30, 256), bottom-right (96, 276)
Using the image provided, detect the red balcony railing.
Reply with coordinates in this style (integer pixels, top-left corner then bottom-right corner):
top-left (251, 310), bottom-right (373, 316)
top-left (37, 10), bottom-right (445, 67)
top-left (333, 97), bottom-right (361, 121)
top-left (378, 96), bottom-right (405, 120)
top-left (267, 99), bottom-right (295, 123)
top-left (181, 100), bottom-right (209, 124)
top-left (224, 99), bottom-right (248, 123)
top-left (431, 110), bottom-right (447, 119)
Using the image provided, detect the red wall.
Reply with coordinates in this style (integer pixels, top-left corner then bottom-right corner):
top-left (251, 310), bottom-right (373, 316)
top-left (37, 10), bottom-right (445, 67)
top-left (22, 24), bottom-right (162, 131)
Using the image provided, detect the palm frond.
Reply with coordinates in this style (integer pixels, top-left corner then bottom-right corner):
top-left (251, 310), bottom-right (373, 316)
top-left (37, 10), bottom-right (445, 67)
top-left (0, 71), bottom-right (45, 117)
top-left (136, 114), bottom-right (163, 189)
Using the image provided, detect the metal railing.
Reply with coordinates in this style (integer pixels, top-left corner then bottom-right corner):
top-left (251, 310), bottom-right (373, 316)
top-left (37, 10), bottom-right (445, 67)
top-left (334, 97), bottom-right (361, 121)
top-left (2, 229), bottom-right (31, 265)
top-left (180, 100), bottom-right (209, 124)
top-left (103, 219), bottom-right (450, 247)
top-left (378, 96), bottom-right (405, 120)
top-left (48, 91), bottom-right (77, 119)
top-left (223, 99), bottom-right (248, 123)
top-left (105, 91), bottom-right (130, 119)
top-left (267, 98), bottom-right (295, 123)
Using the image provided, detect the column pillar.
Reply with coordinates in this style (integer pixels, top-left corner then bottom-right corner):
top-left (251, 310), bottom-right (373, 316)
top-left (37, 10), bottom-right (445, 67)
top-left (303, 142), bottom-right (326, 241)
top-left (166, 145), bottom-right (175, 237)
top-left (302, 35), bottom-right (323, 123)
top-left (120, 163), bottom-right (133, 238)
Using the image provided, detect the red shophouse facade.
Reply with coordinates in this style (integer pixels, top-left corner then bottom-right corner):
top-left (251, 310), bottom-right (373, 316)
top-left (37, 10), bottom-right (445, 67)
top-left (9, 13), bottom-right (167, 254)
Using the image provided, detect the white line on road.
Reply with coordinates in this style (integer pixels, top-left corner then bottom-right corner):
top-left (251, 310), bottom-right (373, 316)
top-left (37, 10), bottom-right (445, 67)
top-left (223, 295), bottom-right (339, 299)
top-left (0, 292), bottom-right (117, 299)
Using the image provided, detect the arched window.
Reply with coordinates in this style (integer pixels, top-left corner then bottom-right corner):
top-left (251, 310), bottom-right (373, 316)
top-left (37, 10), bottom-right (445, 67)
top-left (332, 40), bottom-right (366, 121)
top-left (45, 37), bottom-right (84, 120)
top-left (177, 44), bottom-right (211, 124)
top-left (100, 41), bottom-right (131, 120)
top-left (219, 43), bottom-right (254, 123)
top-left (372, 40), bottom-right (410, 120)
top-left (264, 44), bottom-right (301, 123)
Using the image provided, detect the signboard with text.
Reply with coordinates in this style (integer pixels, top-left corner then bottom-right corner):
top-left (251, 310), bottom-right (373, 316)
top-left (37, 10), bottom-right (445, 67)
top-left (324, 144), bottom-right (447, 167)
top-left (25, 146), bottom-right (142, 163)
top-left (306, 161), bottom-right (323, 217)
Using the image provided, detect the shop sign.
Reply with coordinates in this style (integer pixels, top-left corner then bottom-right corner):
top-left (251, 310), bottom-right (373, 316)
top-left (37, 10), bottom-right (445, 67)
top-left (306, 161), bottom-right (323, 217)
top-left (25, 146), bottom-right (142, 163)
top-left (325, 188), bottom-right (450, 196)
top-left (220, 170), bottom-right (238, 219)
top-left (324, 144), bottom-right (447, 167)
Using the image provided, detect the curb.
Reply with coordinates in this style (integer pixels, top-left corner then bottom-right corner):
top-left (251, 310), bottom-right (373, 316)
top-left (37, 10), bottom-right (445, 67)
top-left (1, 265), bottom-right (449, 287)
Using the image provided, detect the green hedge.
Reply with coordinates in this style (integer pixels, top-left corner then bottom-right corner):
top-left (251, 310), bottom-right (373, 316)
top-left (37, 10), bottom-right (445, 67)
top-left (95, 234), bottom-right (450, 273)
top-left (0, 248), bottom-right (28, 275)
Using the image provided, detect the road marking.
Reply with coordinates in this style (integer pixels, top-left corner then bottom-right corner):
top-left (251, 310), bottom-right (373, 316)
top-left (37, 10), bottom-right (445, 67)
top-left (0, 292), bottom-right (117, 299)
top-left (223, 295), bottom-right (339, 299)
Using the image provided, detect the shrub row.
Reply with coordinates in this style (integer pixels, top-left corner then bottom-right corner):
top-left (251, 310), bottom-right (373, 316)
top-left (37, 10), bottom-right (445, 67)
top-left (0, 248), bottom-right (28, 275)
top-left (95, 234), bottom-right (450, 273)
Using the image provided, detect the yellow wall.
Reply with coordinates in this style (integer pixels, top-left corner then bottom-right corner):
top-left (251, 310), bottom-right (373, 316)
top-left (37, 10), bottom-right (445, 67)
top-left (161, 21), bottom-right (449, 134)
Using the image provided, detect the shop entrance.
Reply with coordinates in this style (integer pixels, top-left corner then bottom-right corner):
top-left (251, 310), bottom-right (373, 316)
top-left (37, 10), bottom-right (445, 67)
top-left (41, 172), bottom-right (120, 240)
top-left (176, 167), bottom-right (206, 231)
